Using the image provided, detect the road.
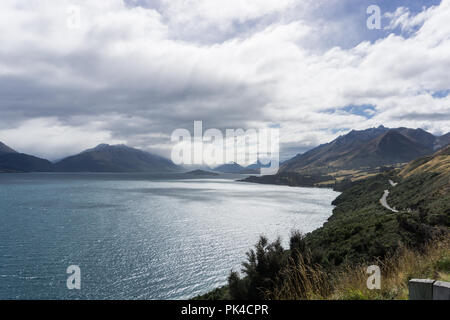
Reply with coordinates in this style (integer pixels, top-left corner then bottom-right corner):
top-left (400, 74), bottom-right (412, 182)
top-left (389, 179), bottom-right (398, 187)
top-left (380, 189), bottom-right (399, 212)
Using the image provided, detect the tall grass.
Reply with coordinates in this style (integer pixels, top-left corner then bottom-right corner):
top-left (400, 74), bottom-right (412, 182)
top-left (268, 239), bottom-right (450, 300)
top-left (266, 253), bottom-right (332, 300)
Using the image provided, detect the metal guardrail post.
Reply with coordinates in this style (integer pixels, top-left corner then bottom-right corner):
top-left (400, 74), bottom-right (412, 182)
top-left (408, 279), bottom-right (435, 300)
top-left (409, 279), bottom-right (450, 300)
top-left (433, 281), bottom-right (450, 300)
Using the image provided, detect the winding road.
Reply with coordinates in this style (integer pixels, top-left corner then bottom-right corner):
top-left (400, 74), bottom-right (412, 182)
top-left (388, 179), bottom-right (398, 187)
top-left (379, 180), bottom-right (399, 213)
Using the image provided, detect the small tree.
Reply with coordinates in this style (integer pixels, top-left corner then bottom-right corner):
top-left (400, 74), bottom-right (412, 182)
top-left (228, 236), bottom-right (287, 299)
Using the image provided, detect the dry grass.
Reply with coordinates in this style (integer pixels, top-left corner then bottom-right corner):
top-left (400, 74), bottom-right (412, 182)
top-left (266, 254), bottom-right (333, 300)
top-left (269, 239), bottom-right (450, 300)
top-left (316, 180), bottom-right (336, 186)
top-left (351, 173), bottom-right (378, 181)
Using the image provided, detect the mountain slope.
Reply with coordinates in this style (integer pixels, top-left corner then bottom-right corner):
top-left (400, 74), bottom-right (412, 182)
top-left (214, 162), bottom-right (245, 173)
top-left (280, 126), bottom-right (447, 174)
top-left (54, 144), bottom-right (180, 172)
top-left (0, 141), bottom-right (18, 155)
top-left (304, 146), bottom-right (449, 266)
top-left (280, 126), bottom-right (389, 173)
top-left (395, 127), bottom-right (436, 150)
top-left (0, 141), bottom-right (53, 172)
top-left (0, 153), bottom-right (53, 172)
top-left (341, 130), bottom-right (432, 168)
top-left (436, 132), bottom-right (450, 150)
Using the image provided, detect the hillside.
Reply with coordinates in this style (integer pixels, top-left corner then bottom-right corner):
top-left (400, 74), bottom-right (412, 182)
top-left (54, 144), bottom-right (180, 172)
top-left (0, 141), bottom-right (53, 172)
top-left (0, 141), bottom-right (17, 155)
top-left (280, 126), bottom-right (448, 174)
top-left (436, 132), bottom-right (450, 149)
top-left (303, 145), bottom-right (450, 266)
top-left (200, 146), bottom-right (449, 300)
top-left (399, 144), bottom-right (450, 179)
top-left (214, 162), bottom-right (246, 173)
top-left (0, 153), bottom-right (53, 172)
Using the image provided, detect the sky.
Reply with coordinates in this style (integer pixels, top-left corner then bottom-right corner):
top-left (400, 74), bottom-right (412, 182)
top-left (0, 0), bottom-right (449, 161)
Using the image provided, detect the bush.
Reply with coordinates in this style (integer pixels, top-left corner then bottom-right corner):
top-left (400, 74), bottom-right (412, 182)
top-left (228, 236), bottom-right (287, 299)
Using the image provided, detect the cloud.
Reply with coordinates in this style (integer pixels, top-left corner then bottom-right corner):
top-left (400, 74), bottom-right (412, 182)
top-left (0, 117), bottom-right (125, 160)
top-left (0, 0), bottom-right (449, 161)
top-left (384, 5), bottom-right (436, 33)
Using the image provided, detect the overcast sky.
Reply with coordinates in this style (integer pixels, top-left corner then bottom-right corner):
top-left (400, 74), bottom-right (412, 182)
top-left (0, 0), bottom-right (449, 161)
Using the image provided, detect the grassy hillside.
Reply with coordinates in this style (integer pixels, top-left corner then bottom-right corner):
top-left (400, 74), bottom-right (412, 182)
top-left (303, 146), bottom-right (449, 267)
top-left (197, 146), bottom-right (449, 300)
top-left (270, 239), bottom-right (449, 300)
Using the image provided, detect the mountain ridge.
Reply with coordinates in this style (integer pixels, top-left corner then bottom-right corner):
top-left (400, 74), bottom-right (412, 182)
top-left (0, 141), bottom-right (17, 155)
top-left (280, 126), bottom-right (449, 174)
top-left (53, 143), bottom-right (180, 173)
top-left (0, 141), bottom-right (52, 172)
top-left (0, 141), bottom-right (180, 173)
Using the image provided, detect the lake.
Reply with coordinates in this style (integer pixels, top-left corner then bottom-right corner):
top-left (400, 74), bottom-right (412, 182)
top-left (0, 173), bottom-right (339, 299)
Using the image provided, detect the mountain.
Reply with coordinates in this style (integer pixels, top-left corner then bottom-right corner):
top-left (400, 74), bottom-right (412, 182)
top-left (341, 130), bottom-right (433, 168)
top-left (395, 127), bottom-right (436, 149)
top-left (0, 153), bottom-right (53, 172)
top-left (280, 126), bottom-right (448, 174)
top-left (0, 141), bottom-right (53, 172)
top-left (246, 160), bottom-right (272, 170)
top-left (54, 144), bottom-right (180, 172)
top-left (436, 132), bottom-right (450, 150)
top-left (0, 141), bottom-right (17, 155)
top-left (185, 169), bottom-right (219, 176)
top-left (305, 145), bottom-right (450, 267)
top-left (245, 160), bottom-right (273, 172)
top-left (214, 162), bottom-right (245, 173)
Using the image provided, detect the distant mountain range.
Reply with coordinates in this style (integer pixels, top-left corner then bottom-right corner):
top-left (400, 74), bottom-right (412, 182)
top-left (53, 144), bottom-right (179, 172)
top-left (1, 126), bottom-right (449, 174)
top-left (213, 159), bottom-right (276, 174)
top-left (213, 162), bottom-right (260, 174)
top-left (0, 143), bottom-right (180, 173)
top-left (184, 169), bottom-right (219, 176)
top-left (280, 126), bottom-right (450, 174)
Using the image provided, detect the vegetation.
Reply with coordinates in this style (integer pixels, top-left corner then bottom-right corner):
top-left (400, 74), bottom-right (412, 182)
top-left (197, 234), bottom-right (449, 300)
top-left (197, 147), bottom-right (450, 300)
top-left (270, 238), bottom-right (449, 300)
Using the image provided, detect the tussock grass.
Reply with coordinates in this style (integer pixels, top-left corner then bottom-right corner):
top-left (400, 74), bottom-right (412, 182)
top-left (269, 239), bottom-right (450, 300)
top-left (266, 254), bottom-right (332, 300)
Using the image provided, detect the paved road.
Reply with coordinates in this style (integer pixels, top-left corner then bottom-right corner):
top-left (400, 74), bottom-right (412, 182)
top-left (380, 189), bottom-right (399, 212)
top-left (389, 179), bottom-right (398, 187)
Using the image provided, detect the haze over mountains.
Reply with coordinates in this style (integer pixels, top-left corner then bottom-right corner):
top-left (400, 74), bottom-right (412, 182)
top-left (0, 126), bottom-right (449, 173)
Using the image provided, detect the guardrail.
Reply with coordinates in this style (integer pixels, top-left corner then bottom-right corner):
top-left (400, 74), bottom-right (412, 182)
top-left (409, 279), bottom-right (450, 300)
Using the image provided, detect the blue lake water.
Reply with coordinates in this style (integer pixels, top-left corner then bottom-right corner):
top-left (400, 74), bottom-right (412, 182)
top-left (0, 173), bottom-right (339, 299)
